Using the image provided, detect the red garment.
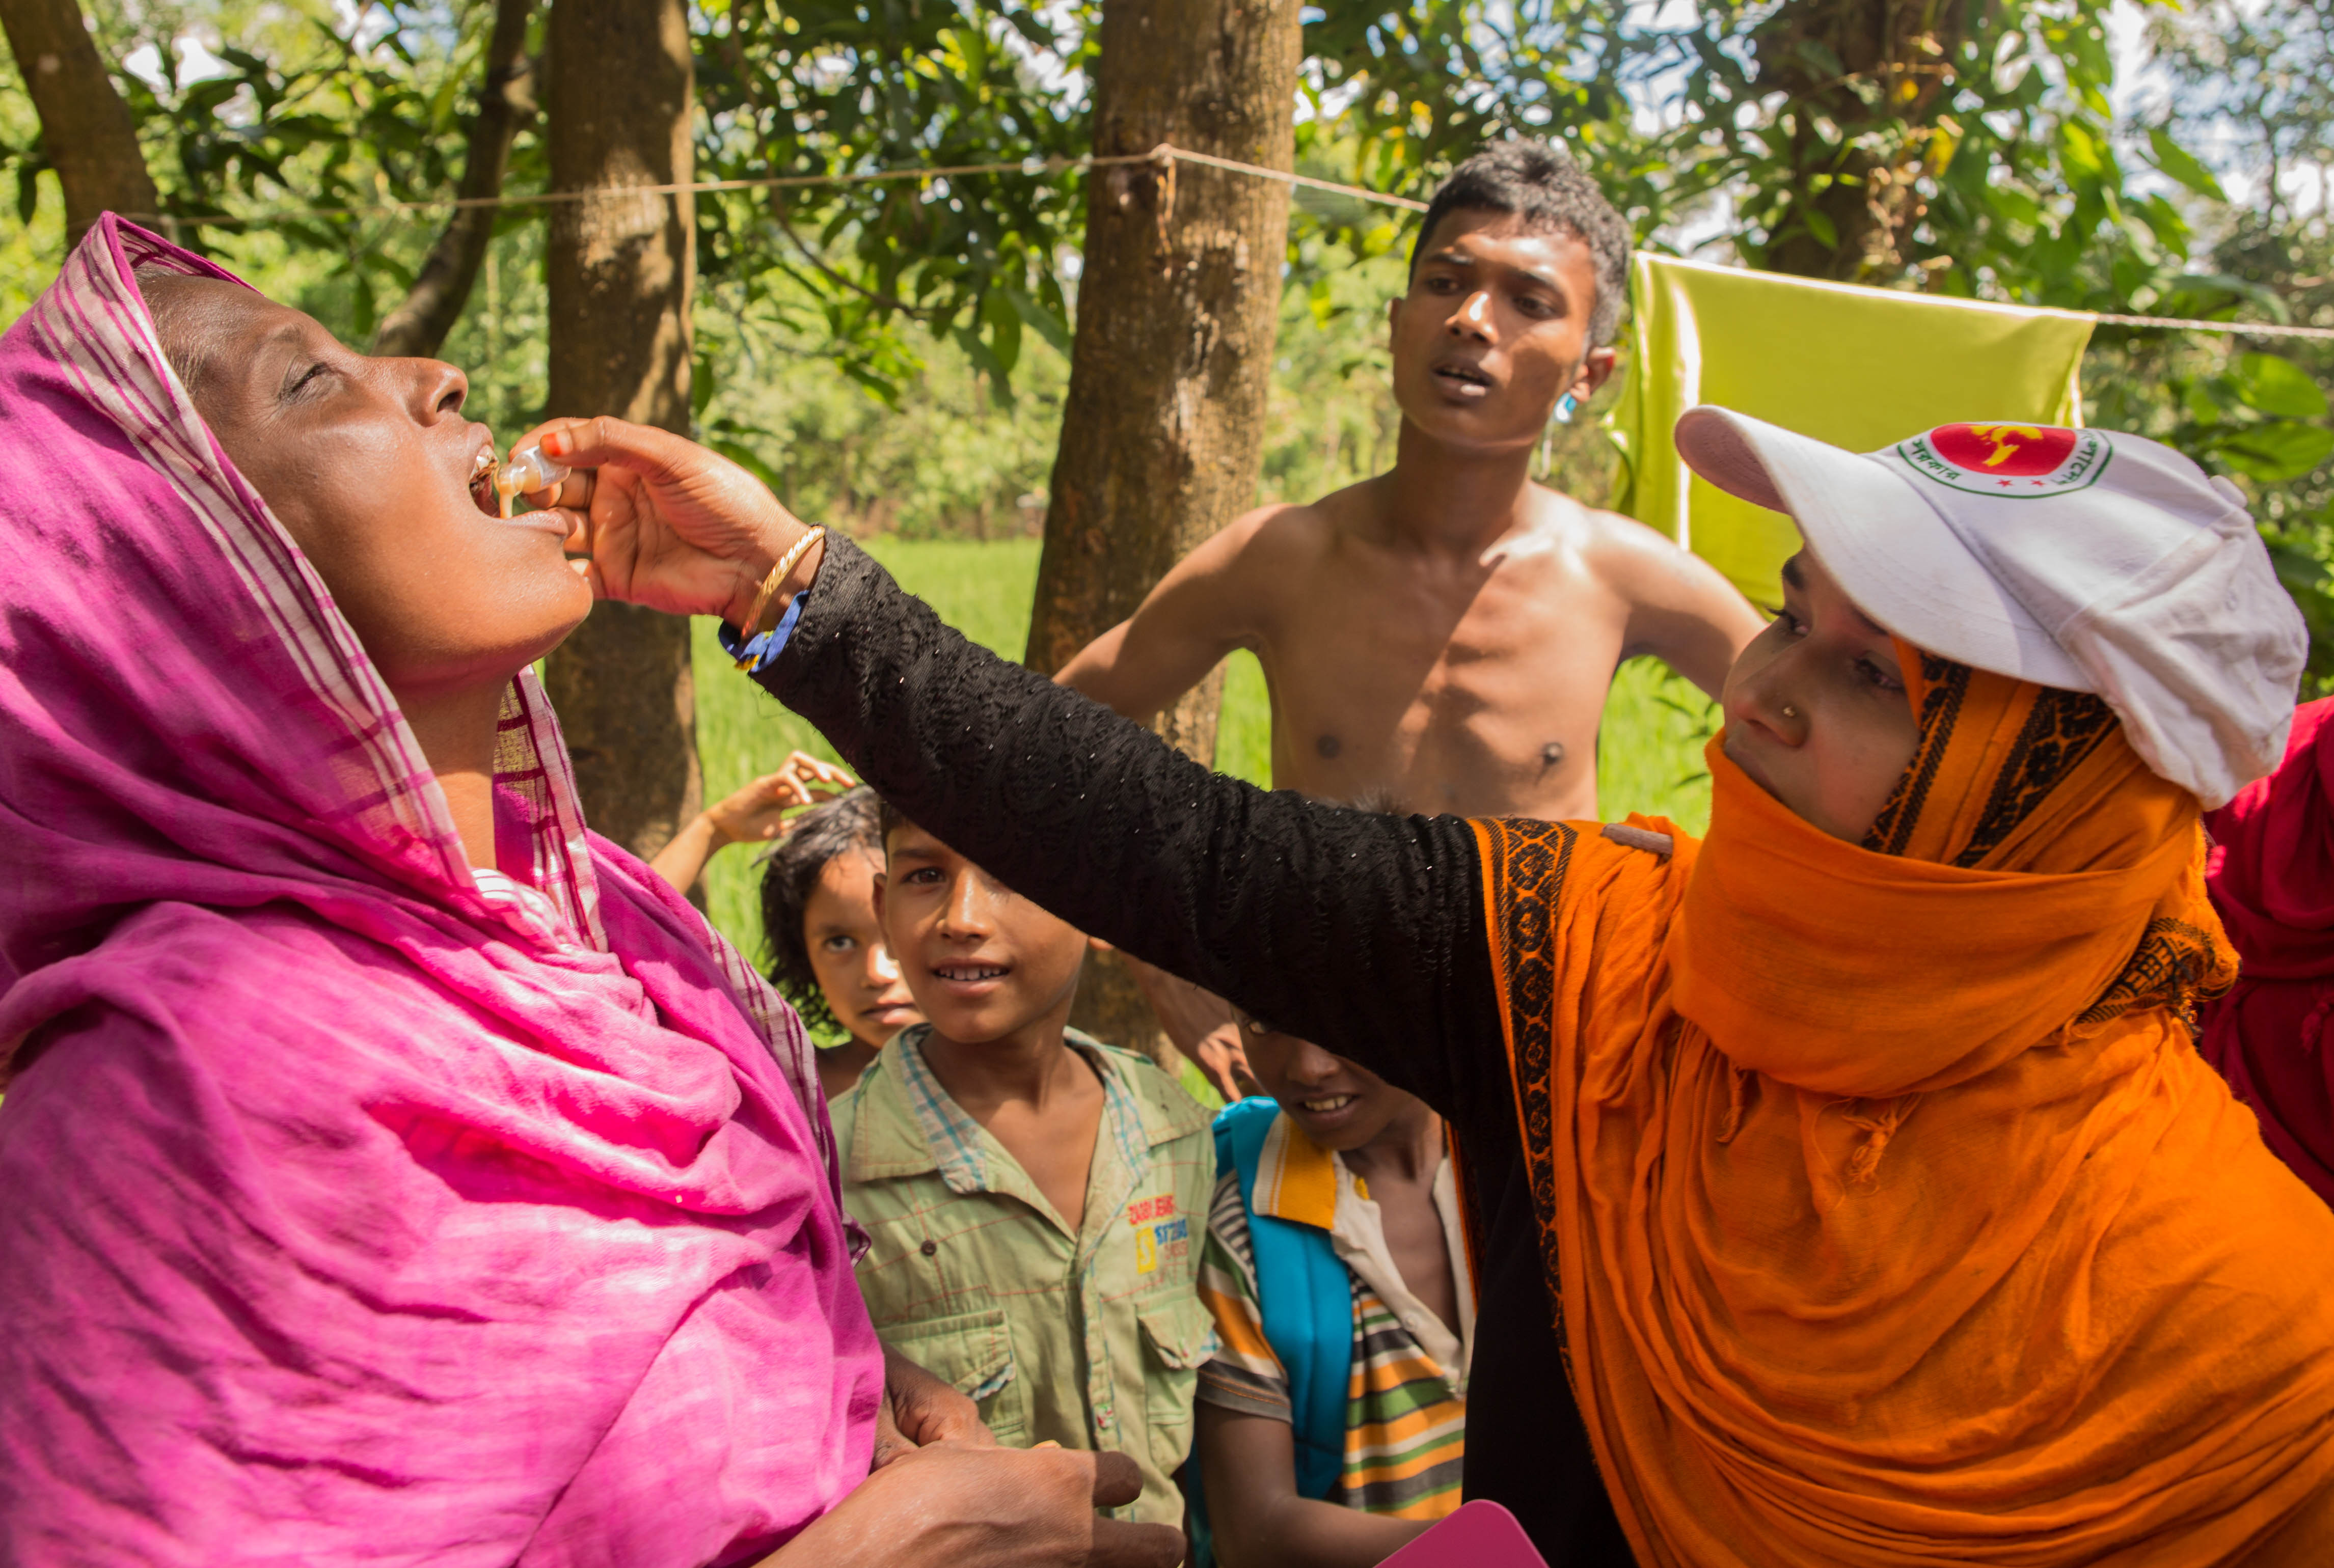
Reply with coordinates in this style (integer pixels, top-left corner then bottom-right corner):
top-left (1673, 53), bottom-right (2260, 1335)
top-left (2203, 697), bottom-right (2334, 1208)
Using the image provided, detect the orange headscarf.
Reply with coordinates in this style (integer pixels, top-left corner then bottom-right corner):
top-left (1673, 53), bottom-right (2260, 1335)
top-left (1474, 650), bottom-right (2334, 1566)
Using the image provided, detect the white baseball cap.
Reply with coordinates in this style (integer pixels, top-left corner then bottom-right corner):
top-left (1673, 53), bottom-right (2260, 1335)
top-left (1674, 406), bottom-right (2305, 808)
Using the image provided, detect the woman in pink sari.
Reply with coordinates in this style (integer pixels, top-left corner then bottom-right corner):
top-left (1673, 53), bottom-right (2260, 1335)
top-left (0, 218), bottom-right (1175, 1568)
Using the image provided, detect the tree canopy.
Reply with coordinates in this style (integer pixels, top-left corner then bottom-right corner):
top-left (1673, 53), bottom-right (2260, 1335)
top-left (3, 0), bottom-right (2329, 674)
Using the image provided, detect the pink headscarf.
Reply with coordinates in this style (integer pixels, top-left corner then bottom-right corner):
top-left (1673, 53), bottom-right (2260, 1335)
top-left (0, 217), bottom-right (881, 1565)
top-left (2203, 696), bottom-right (2334, 1208)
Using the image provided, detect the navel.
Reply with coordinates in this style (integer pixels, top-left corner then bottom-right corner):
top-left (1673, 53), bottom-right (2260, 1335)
top-left (1539, 741), bottom-right (1566, 772)
top-left (1316, 733), bottom-right (1342, 760)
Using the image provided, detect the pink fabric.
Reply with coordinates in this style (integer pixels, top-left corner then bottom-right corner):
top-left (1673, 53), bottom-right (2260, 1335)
top-left (0, 217), bottom-right (882, 1565)
top-left (2202, 696), bottom-right (2334, 1208)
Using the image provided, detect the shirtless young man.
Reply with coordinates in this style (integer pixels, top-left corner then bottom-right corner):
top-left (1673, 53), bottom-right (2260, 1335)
top-left (1060, 140), bottom-right (1762, 821)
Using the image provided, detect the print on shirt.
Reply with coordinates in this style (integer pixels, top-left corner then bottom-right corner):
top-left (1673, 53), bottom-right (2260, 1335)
top-left (1129, 1194), bottom-right (1190, 1275)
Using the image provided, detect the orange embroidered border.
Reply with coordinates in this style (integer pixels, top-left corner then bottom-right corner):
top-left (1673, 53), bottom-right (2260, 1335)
top-left (1473, 816), bottom-right (1579, 1342)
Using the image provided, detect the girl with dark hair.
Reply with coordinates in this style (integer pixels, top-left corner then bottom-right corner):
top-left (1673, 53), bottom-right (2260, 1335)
top-left (758, 785), bottom-right (923, 1098)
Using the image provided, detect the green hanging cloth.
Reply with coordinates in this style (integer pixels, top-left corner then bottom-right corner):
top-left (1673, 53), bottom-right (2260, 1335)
top-left (1610, 253), bottom-right (2096, 605)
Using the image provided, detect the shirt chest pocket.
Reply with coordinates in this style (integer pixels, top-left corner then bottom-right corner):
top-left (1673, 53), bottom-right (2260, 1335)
top-left (881, 1307), bottom-right (1034, 1449)
top-left (1136, 1293), bottom-right (1219, 1478)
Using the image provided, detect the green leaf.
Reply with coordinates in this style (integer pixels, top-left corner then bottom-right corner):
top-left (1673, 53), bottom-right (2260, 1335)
top-left (2146, 126), bottom-right (2227, 203)
top-left (2264, 531), bottom-right (2334, 686)
top-left (350, 271), bottom-right (377, 340)
top-left (953, 321), bottom-right (1009, 384)
top-left (184, 79), bottom-right (243, 117)
top-left (2232, 353), bottom-right (2330, 421)
top-left (2058, 118), bottom-right (2107, 183)
top-left (2178, 370), bottom-right (2231, 420)
top-left (692, 351), bottom-right (718, 420)
top-left (982, 289), bottom-right (1022, 377)
top-left (2159, 272), bottom-right (2290, 320)
top-left (1984, 187), bottom-right (2046, 229)
top-left (1792, 39), bottom-right (1846, 79)
top-left (1800, 205), bottom-right (1838, 250)
top-left (1001, 286), bottom-right (1070, 355)
top-left (2133, 192), bottom-right (2191, 257)
top-left (2218, 423), bottom-right (2334, 484)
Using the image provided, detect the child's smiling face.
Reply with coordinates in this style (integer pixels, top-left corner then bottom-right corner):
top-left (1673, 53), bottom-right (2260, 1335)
top-left (875, 820), bottom-right (1089, 1046)
top-left (1238, 1015), bottom-right (1415, 1154)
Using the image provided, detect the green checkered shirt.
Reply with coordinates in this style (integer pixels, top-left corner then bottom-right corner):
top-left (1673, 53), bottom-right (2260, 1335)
top-left (833, 1025), bottom-right (1218, 1527)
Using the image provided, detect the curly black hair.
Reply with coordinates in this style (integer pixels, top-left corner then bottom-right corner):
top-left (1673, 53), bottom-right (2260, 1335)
top-left (1407, 138), bottom-right (1632, 349)
top-left (758, 786), bottom-right (886, 1040)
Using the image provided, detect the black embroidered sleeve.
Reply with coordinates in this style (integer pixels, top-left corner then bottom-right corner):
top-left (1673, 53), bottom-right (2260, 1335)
top-left (754, 536), bottom-right (1506, 1119)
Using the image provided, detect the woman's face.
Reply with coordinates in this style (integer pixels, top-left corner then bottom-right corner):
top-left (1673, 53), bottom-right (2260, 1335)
top-left (803, 848), bottom-right (924, 1050)
top-left (1721, 549), bottom-right (1921, 842)
top-left (144, 276), bottom-right (590, 702)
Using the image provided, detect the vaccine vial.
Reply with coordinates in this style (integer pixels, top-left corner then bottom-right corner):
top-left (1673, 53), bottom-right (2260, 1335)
top-left (495, 446), bottom-right (572, 517)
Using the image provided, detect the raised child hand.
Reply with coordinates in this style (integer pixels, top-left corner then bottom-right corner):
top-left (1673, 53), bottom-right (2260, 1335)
top-left (706, 753), bottom-right (859, 848)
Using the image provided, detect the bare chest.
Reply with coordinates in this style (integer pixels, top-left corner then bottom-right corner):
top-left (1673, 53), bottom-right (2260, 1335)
top-left (1373, 1180), bottom-right (1461, 1341)
top-left (1259, 552), bottom-right (1630, 818)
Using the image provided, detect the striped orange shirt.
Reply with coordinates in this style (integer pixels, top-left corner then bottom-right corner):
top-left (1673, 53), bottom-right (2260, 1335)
top-left (1193, 1114), bottom-right (1470, 1519)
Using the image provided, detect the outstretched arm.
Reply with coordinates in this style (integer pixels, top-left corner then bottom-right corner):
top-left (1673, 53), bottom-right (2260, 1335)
top-left (1054, 505), bottom-right (1295, 720)
top-left (520, 415), bottom-right (1504, 1118)
top-left (766, 537), bottom-right (1501, 1117)
top-left (1599, 514), bottom-right (1766, 700)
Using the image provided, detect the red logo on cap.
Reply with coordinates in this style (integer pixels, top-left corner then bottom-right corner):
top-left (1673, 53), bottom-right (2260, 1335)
top-left (1895, 424), bottom-right (2112, 498)
top-left (1926, 424), bottom-right (2080, 477)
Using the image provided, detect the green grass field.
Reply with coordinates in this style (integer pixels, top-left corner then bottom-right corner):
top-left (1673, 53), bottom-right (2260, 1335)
top-left (693, 536), bottom-right (1718, 962)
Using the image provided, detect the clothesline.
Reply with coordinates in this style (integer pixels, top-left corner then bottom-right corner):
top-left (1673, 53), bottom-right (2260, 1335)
top-left (125, 143), bottom-right (1430, 226)
top-left (2089, 311), bottom-right (2334, 343)
top-left (120, 141), bottom-right (2334, 345)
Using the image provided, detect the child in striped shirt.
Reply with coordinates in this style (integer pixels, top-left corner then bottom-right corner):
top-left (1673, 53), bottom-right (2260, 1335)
top-left (1189, 1014), bottom-right (1473, 1567)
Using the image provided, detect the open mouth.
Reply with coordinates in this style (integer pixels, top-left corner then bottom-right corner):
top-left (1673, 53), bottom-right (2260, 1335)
top-left (1431, 360), bottom-right (1493, 396)
top-left (1298, 1093), bottom-right (1358, 1115)
top-left (468, 447), bottom-right (500, 517)
top-left (932, 962), bottom-right (1011, 984)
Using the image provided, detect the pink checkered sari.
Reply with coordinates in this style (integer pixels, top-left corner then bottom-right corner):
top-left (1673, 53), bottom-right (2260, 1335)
top-left (0, 217), bottom-right (881, 1566)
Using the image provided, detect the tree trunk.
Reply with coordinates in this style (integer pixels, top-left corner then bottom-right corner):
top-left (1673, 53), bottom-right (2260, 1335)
top-left (0, 0), bottom-right (159, 245)
top-left (1752, 0), bottom-right (1969, 283)
top-left (538, 0), bottom-right (699, 860)
top-left (1027, 0), bottom-right (1300, 1063)
top-left (373, 0), bottom-right (537, 359)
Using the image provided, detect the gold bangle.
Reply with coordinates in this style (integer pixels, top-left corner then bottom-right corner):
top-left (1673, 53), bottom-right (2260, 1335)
top-left (737, 526), bottom-right (827, 641)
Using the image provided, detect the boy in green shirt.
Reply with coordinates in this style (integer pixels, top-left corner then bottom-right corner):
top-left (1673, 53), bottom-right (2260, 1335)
top-left (830, 804), bottom-right (1217, 1528)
